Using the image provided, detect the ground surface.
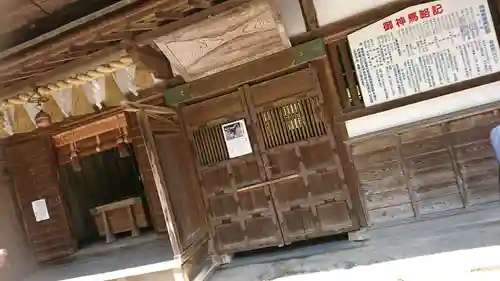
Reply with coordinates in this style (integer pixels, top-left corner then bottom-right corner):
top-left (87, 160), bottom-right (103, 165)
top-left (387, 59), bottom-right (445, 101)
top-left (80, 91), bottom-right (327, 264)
top-left (21, 202), bottom-right (500, 281)
top-left (210, 202), bottom-right (500, 281)
top-left (23, 233), bottom-right (175, 281)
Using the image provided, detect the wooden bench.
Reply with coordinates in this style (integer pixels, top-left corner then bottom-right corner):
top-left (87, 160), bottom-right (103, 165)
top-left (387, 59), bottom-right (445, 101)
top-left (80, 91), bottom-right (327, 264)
top-left (90, 197), bottom-right (148, 243)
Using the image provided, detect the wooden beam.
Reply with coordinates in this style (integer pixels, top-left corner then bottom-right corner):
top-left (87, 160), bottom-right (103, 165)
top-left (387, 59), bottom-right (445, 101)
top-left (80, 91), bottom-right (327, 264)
top-left (136, 0), bottom-right (254, 46)
top-left (0, 0), bottom-right (140, 61)
top-left (0, 46), bottom-right (127, 99)
top-left (52, 113), bottom-right (127, 147)
top-left (70, 42), bottom-right (116, 53)
top-left (0, 0), bottom-right (187, 74)
top-left (340, 71), bottom-right (500, 121)
top-left (148, 113), bottom-right (179, 127)
top-left (125, 23), bottom-right (159, 32)
top-left (94, 32), bottom-right (134, 44)
top-left (155, 10), bottom-right (186, 20)
top-left (121, 101), bottom-right (177, 115)
top-left (188, 0), bottom-right (214, 8)
top-left (128, 45), bottom-right (174, 80)
top-left (299, 0), bottom-right (319, 31)
top-left (163, 39), bottom-right (326, 105)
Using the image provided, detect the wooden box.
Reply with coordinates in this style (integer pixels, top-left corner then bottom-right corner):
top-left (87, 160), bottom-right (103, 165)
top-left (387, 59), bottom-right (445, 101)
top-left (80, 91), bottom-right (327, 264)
top-left (91, 197), bottom-right (148, 242)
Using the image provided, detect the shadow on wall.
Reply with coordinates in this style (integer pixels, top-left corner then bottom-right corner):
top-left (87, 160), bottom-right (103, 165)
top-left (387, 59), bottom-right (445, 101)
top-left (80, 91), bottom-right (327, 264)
top-left (0, 150), bottom-right (38, 281)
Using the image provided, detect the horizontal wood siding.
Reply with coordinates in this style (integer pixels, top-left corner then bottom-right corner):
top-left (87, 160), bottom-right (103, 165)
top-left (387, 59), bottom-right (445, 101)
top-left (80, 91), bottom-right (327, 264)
top-left (350, 109), bottom-right (500, 224)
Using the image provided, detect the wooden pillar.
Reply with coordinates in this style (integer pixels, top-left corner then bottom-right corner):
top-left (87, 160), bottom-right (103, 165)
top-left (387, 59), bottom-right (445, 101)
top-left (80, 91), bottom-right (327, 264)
top-left (310, 57), bottom-right (368, 227)
top-left (299, 0), bottom-right (319, 31)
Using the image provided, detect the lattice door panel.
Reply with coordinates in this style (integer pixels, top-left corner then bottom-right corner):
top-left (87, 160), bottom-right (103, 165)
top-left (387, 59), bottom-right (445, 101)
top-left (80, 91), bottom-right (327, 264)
top-left (245, 68), bottom-right (358, 243)
top-left (182, 90), bottom-right (283, 253)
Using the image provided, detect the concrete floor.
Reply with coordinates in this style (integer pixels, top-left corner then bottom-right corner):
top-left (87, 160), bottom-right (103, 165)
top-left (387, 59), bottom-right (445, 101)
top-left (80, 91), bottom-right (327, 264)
top-left (21, 202), bottom-right (500, 281)
top-left (211, 202), bottom-right (500, 281)
top-left (23, 234), bottom-right (176, 281)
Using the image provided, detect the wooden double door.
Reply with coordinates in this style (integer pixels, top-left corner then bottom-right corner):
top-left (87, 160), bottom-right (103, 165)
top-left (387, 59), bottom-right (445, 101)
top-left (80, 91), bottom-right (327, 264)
top-left (181, 67), bottom-right (359, 253)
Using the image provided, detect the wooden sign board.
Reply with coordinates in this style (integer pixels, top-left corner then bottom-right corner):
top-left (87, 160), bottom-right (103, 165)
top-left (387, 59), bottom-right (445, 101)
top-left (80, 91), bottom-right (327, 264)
top-left (154, 0), bottom-right (291, 82)
top-left (347, 0), bottom-right (500, 107)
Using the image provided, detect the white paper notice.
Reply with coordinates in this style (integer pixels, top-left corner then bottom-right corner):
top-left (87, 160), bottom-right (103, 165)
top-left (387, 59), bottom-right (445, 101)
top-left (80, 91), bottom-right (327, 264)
top-left (222, 119), bottom-right (253, 159)
top-left (347, 0), bottom-right (500, 107)
top-left (32, 199), bottom-right (50, 222)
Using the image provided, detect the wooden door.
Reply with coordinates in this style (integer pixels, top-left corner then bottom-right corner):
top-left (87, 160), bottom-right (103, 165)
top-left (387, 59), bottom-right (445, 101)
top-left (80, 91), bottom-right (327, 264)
top-left (183, 67), bottom-right (359, 253)
top-left (6, 137), bottom-right (76, 262)
top-left (127, 113), bottom-right (168, 233)
top-left (135, 111), bottom-right (215, 281)
top-left (246, 68), bottom-right (357, 244)
top-left (182, 90), bottom-right (284, 253)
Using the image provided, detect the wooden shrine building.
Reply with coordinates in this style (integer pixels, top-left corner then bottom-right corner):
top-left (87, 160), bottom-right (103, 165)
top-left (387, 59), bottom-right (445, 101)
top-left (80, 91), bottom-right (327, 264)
top-left (2, 0), bottom-right (500, 281)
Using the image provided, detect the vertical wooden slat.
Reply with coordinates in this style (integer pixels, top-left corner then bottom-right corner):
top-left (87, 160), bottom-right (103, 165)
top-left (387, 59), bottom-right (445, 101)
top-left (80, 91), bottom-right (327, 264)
top-left (255, 97), bottom-right (327, 150)
top-left (442, 123), bottom-right (468, 206)
top-left (338, 41), bottom-right (362, 106)
top-left (278, 107), bottom-right (289, 146)
top-left (327, 43), bottom-right (350, 109)
top-left (192, 124), bottom-right (231, 167)
top-left (299, 0), bottom-right (319, 31)
top-left (203, 127), bottom-right (216, 165)
top-left (300, 99), bottom-right (314, 139)
top-left (217, 126), bottom-right (229, 160)
top-left (257, 112), bottom-right (271, 149)
top-left (208, 127), bottom-right (220, 163)
top-left (271, 108), bottom-right (283, 146)
top-left (396, 135), bottom-right (420, 219)
top-left (193, 131), bottom-right (206, 166)
top-left (284, 104), bottom-right (299, 143)
top-left (296, 102), bottom-right (308, 140)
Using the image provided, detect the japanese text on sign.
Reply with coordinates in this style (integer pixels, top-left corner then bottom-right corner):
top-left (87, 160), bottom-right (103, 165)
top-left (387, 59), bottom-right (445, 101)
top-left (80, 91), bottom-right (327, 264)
top-left (383, 4), bottom-right (444, 31)
top-left (348, 0), bottom-right (500, 107)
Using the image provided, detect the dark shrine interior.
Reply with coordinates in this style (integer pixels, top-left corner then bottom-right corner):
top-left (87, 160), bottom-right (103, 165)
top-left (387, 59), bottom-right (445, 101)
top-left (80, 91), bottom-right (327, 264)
top-left (57, 147), bottom-right (152, 248)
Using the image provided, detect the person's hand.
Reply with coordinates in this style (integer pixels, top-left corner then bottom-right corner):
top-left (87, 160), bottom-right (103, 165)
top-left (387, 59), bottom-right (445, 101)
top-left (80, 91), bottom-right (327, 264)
top-left (0, 249), bottom-right (7, 268)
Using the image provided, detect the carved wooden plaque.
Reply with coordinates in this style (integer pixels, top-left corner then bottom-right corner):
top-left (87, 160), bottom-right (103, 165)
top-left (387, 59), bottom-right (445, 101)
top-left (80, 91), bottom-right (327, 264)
top-left (154, 0), bottom-right (290, 82)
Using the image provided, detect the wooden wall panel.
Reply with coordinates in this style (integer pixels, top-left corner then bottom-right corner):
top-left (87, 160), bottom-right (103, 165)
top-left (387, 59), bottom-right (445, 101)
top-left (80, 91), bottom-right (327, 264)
top-left (350, 109), bottom-right (500, 225)
top-left (6, 137), bottom-right (76, 261)
top-left (351, 135), bottom-right (414, 224)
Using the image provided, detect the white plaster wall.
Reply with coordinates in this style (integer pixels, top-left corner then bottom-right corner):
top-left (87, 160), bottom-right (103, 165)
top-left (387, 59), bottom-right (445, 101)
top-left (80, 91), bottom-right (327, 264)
top-left (278, 0), bottom-right (403, 37)
top-left (346, 81), bottom-right (500, 138)
top-left (277, 0), bottom-right (307, 36)
top-left (313, 0), bottom-right (400, 26)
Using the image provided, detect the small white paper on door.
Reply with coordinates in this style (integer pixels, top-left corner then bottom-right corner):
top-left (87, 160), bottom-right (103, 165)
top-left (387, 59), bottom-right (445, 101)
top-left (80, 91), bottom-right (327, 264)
top-left (32, 199), bottom-right (50, 222)
top-left (222, 119), bottom-right (253, 159)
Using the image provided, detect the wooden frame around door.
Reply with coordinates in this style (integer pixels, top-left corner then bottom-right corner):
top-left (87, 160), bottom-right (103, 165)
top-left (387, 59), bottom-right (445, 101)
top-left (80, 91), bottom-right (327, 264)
top-left (123, 101), bottom-right (219, 281)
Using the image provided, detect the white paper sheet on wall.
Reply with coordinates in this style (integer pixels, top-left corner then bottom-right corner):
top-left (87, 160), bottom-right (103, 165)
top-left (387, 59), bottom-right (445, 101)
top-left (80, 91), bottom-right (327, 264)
top-left (32, 199), bottom-right (50, 222)
top-left (222, 119), bottom-right (253, 159)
